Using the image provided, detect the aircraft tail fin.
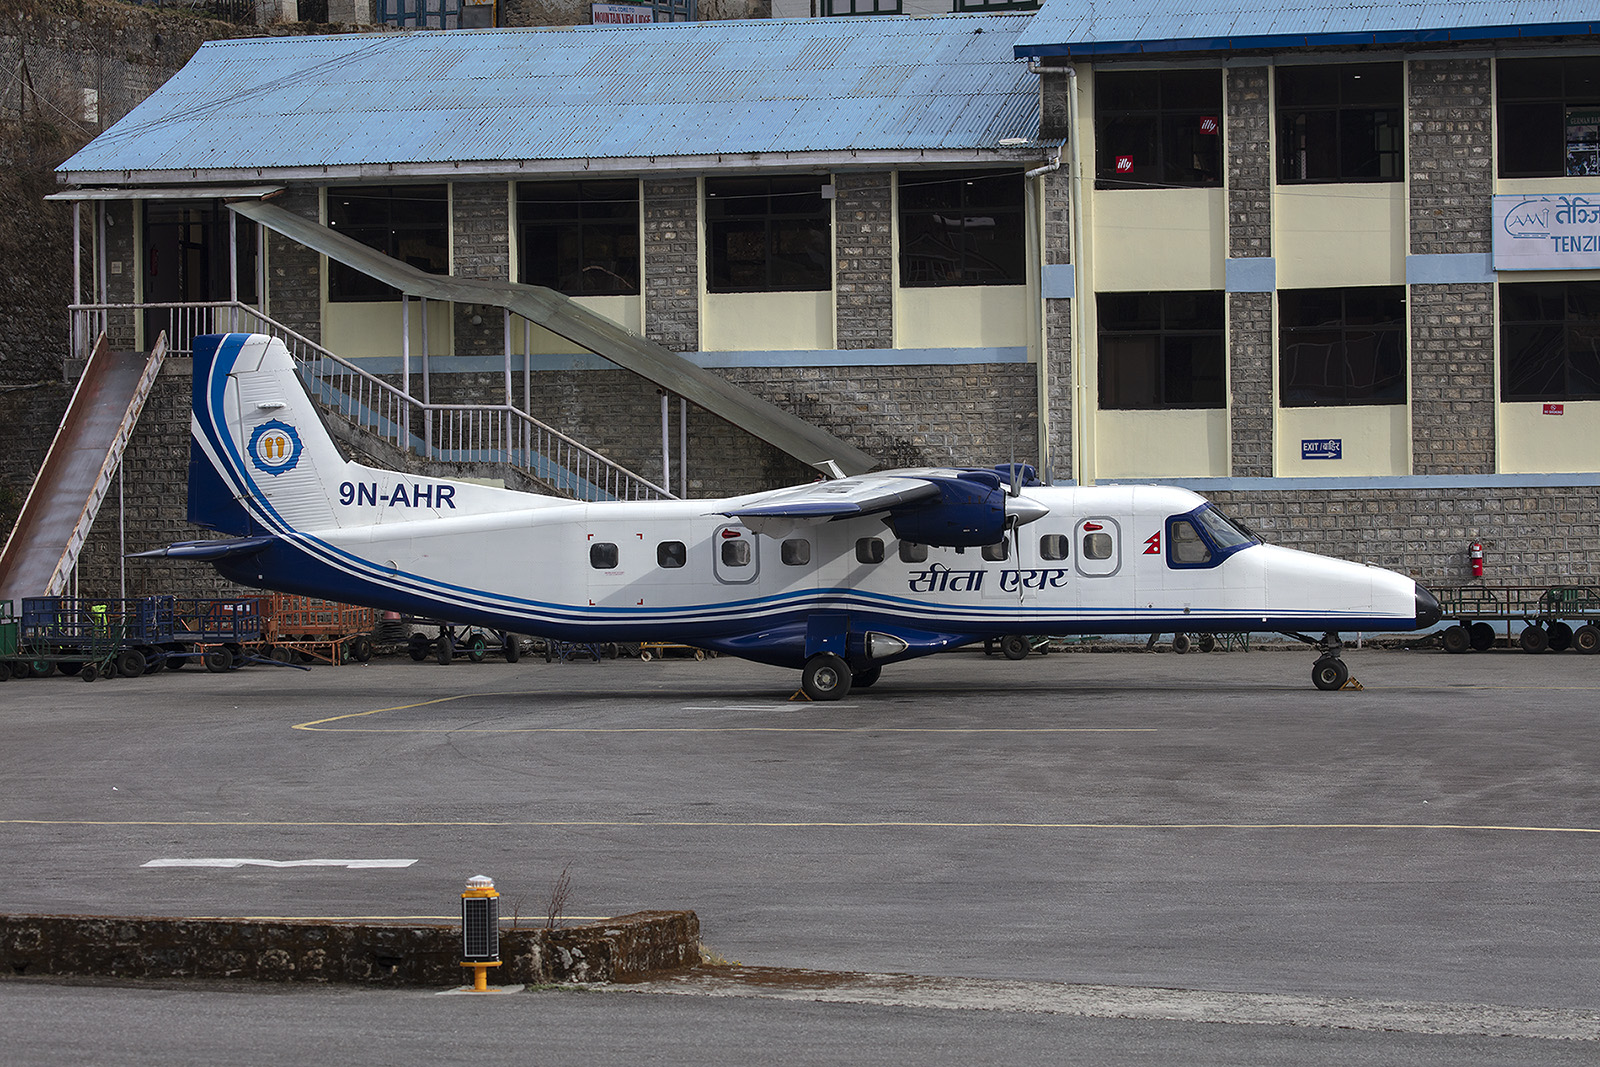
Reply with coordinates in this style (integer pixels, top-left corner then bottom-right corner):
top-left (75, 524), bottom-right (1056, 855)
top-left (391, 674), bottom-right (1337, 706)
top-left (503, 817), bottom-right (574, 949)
top-left (189, 333), bottom-right (349, 537)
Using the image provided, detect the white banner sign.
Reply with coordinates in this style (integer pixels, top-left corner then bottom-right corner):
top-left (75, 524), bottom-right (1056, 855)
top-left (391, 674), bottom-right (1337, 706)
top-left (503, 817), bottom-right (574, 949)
top-left (592, 2), bottom-right (653, 23)
top-left (1494, 193), bottom-right (1600, 271)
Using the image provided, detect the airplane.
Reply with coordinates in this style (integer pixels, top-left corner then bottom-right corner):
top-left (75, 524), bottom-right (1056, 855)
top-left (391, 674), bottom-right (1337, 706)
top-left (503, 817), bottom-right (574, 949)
top-left (146, 333), bottom-right (1442, 698)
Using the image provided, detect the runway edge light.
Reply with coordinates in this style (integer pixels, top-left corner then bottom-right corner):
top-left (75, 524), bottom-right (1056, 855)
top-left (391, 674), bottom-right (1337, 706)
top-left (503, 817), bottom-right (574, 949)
top-left (460, 874), bottom-right (502, 992)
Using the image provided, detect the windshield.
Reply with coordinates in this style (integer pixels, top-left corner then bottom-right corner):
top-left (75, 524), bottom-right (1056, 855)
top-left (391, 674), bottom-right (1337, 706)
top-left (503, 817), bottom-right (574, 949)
top-left (1193, 504), bottom-right (1258, 551)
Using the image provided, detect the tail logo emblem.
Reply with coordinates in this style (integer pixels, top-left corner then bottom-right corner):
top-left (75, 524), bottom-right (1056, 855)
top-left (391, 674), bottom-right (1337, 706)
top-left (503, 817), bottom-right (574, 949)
top-left (248, 420), bottom-right (303, 476)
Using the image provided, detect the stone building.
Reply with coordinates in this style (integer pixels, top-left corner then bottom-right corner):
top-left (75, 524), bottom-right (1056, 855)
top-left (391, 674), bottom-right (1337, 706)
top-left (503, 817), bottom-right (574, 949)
top-left (36, 1), bottom-right (1600, 598)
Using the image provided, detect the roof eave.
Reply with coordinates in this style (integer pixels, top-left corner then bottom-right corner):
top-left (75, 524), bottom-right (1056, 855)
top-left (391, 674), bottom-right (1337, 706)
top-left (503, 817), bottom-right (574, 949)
top-left (56, 147), bottom-right (1057, 189)
top-left (1014, 22), bottom-right (1600, 59)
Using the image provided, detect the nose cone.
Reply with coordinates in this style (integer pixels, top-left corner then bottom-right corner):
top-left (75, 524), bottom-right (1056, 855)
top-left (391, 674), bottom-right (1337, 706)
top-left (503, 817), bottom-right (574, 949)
top-left (1415, 584), bottom-right (1443, 629)
top-left (1004, 495), bottom-right (1050, 529)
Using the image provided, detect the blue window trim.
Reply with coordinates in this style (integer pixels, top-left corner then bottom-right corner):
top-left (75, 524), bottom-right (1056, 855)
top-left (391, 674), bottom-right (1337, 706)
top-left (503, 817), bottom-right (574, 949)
top-left (1165, 504), bottom-right (1258, 570)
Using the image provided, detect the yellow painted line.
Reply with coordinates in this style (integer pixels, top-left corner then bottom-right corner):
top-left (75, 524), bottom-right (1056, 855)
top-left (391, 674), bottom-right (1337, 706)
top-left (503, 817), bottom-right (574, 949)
top-left (5, 818), bottom-right (1599, 835)
top-left (291, 694), bottom-right (1153, 733)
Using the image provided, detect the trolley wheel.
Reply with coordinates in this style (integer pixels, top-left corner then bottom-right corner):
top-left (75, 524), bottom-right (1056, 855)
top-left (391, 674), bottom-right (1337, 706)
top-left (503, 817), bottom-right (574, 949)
top-left (1469, 622), bottom-right (1497, 651)
top-left (203, 647), bottom-right (232, 673)
top-left (1171, 633), bottom-right (1193, 655)
top-left (1197, 634), bottom-right (1217, 654)
top-left (80, 664), bottom-right (98, 682)
top-left (116, 649), bottom-right (146, 678)
top-left (1000, 634), bottom-right (1029, 660)
top-left (1442, 625), bottom-right (1471, 654)
top-left (270, 647), bottom-right (294, 663)
top-left (436, 635), bottom-right (454, 665)
top-left (466, 633), bottom-right (488, 663)
top-left (58, 661), bottom-right (85, 677)
top-left (350, 635), bottom-right (374, 663)
top-left (801, 653), bottom-right (852, 701)
top-left (503, 635), bottom-right (520, 663)
top-left (1574, 624), bottom-right (1600, 655)
top-left (27, 659), bottom-right (51, 678)
top-left (693, 649), bottom-right (705, 661)
top-left (1548, 621), bottom-right (1574, 652)
top-left (1312, 657), bottom-right (1350, 691)
top-left (639, 649), bottom-right (653, 662)
top-left (408, 634), bottom-right (430, 662)
top-left (1518, 625), bottom-right (1549, 653)
top-left (165, 646), bottom-right (188, 670)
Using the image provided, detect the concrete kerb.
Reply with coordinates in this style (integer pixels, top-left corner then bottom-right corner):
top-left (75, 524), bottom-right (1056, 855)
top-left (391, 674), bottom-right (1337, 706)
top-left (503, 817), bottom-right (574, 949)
top-left (0, 910), bottom-right (699, 988)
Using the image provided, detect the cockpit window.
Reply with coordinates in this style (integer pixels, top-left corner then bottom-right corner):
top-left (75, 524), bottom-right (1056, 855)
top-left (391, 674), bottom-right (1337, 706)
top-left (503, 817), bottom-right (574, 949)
top-left (1166, 504), bottom-right (1259, 569)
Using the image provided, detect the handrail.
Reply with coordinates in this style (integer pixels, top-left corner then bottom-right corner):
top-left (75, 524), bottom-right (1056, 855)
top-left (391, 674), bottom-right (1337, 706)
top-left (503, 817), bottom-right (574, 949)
top-left (68, 302), bottom-right (674, 502)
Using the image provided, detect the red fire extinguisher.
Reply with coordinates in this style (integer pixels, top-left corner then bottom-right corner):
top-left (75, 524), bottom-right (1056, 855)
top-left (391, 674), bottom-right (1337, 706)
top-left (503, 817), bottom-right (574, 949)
top-left (1470, 540), bottom-right (1484, 578)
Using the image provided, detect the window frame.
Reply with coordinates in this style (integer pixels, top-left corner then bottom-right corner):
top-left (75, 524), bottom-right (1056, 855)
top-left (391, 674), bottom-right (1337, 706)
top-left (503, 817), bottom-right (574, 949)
top-left (1276, 63), bottom-right (1404, 184)
top-left (705, 175), bottom-right (832, 294)
top-left (1278, 286), bottom-right (1408, 408)
top-left (326, 184), bottom-right (449, 302)
top-left (516, 179), bottom-right (640, 297)
top-left (1500, 280), bottom-right (1600, 401)
top-left (1096, 290), bottom-right (1227, 410)
top-left (1094, 69), bottom-right (1225, 190)
top-left (897, 169), bottom-right (1027, 288)
top-left (1497, 57), bottom-right (1600, 178)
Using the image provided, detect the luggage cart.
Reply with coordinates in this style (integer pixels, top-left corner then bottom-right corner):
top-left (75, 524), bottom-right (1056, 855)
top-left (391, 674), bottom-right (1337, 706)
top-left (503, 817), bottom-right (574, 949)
top-left (257, 594), bottom-right (377, 666)
top-left (1432, 584), bottom-right (1600, 654)
top-left (404, 618), bottom-right (523, 665)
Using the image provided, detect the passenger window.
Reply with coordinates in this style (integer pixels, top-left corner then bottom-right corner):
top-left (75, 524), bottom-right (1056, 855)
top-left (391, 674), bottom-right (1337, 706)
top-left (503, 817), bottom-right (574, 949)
top-left (856, 537), bottom-right (885, 564)
top-left (982, 540), bottom-right (1010, 562)
top-left (721, 539), bottom-right (751, 567)
top-left (781, 538), bottom-right (811, 566)
top-left (1039, 533), bottom-right (1070, 561)
top-left (899, 541), bottom-right (928, 563)
top-left (657, 541), bottom-right (686, 568)
top-left (590, 542), bottom-right (618, 569)
top-left (1169, 520), bottom-right (1212, 565)
top-left (1083, 532), bottom-right (1114, 560)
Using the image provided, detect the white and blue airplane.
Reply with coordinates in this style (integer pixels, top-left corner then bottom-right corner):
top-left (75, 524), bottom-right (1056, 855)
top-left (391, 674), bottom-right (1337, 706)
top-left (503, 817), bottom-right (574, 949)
top-left (150, 333), bottom-right (1441, 697)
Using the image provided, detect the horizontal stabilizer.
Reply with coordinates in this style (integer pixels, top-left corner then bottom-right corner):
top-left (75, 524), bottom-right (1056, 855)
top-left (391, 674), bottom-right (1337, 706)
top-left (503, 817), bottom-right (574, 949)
top-left (129, 536), bottom-right (278, 561)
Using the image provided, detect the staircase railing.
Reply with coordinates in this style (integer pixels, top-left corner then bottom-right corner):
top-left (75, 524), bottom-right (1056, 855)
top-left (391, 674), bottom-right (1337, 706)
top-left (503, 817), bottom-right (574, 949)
top-left (68, 303), bottom-right (674, 502)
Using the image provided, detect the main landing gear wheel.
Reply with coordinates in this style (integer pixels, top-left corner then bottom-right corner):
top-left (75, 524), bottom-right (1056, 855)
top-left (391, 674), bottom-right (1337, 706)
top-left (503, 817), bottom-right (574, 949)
top-left (1000, 634), bottom-right (1030, 660)
top-left (852, 665), bottom-right (882, 689)
top-left (1311, 657), bottom-right (1350, 691)
top-left (801, 653), bottom-right (852, 701)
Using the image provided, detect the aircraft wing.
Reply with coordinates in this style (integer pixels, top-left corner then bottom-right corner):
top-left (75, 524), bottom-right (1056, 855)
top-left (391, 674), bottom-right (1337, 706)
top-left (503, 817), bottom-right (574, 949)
top-left (723, 472), bottom-right (946, 528)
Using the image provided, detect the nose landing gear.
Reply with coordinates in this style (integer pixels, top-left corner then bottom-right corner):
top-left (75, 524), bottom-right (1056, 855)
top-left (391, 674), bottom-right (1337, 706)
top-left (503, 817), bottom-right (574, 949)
top-left (1284, 631), bottom-right (1359, 691)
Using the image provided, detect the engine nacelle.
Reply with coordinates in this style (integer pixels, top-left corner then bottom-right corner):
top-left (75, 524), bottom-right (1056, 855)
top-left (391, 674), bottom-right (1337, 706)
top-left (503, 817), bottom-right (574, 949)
top-left (884, 471), bottom-right (1008, 548)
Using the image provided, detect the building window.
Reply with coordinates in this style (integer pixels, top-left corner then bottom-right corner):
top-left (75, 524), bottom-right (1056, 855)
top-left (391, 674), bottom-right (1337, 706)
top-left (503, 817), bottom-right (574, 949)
top-left (326, 185), bottom-right (448, 301)
top-left (706, 176), bottom-right (830, 293)
top-left (1277, 63), bottom-right (1403, 183)
top-left (517, 180), bottom-right (639, 296)
top-left (1095, 69), bottom-right (1223, 189)
top-left (822, 0), bottom-right (900, 11)
top-left (1501, 281), bottom-right (1600, 401)
top-left (898, 170), bottom-right (1025, 287)
top-left (1098, 291), bottom-right (1225, 409)
top-left (1498, 57), bottom-right (1600, 178)
top-left (1278, 287), bottom-right (1406, 407)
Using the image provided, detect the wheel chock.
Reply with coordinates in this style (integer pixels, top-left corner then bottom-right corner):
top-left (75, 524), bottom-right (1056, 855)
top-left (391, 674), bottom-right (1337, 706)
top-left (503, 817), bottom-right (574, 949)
top-left (1341, 676), bottom-right (1365, 691)
top-left (789, 689), bottom-right (813, 702)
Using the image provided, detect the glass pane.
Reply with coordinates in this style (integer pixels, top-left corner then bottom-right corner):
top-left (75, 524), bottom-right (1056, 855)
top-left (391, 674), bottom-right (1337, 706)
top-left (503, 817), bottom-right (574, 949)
top-left (657, 541), bottom-right (686, 568)
top-left (1499, 58), bottom-right (1563, 100)
top-left (1098, 113), bottom-right (1160, 183)
top-left (721, 540), bottom-right (751, 567)
top-left (898, 541), bottom-right (928, 563)
top-left (1501, 323), bottom-right (1565, 399)
top-left (1170, 520), bottom-right (1212, 564)
top-left (1341, 63), bottom-right (1401, 106)
top-left (1096, 70), bottom-right (1159, 111)
top-left (982, 540), bottom-right (1010, 562)
top-left (1501, 282), bottom-right (1565, 323)
top-left (781, 538), bottom-right (811, 566)
top-left (1277, 65), bottom-right (1339, 108)
top-left (1099, 334), bottom-right (1161, 409)
top-left (1039, 533), bottom-right (1070, 561)
top-left (1498, 101), bottom-right (1566, 177)
top-left (590, 543), bottom-right (618, 569)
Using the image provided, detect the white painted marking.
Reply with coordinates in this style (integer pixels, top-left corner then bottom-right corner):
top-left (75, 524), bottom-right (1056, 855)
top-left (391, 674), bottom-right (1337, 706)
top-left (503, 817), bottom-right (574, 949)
top-left (142, 858), bottom-right (418, 869)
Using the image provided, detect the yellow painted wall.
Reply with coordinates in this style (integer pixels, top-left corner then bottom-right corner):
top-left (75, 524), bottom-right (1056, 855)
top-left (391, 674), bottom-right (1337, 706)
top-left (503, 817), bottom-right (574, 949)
top-left (895, 285), bottom-right (1031, 350)
top-left (1275, 405), bottom-right (1409, 476)
top-left (701, 291), bottom-right (833, 352)
top-left (1091, 188), bottom-right (1226, 291)
top-left (325, 300), bottom-right (453, 360)
top-left (1275, 185), bottom-right (1406, 288)
top-left (514, 295), bottom-right (642, 355)
top-left (1093, 409), bottom-right (1229, 478)
top-left (1499, 402), bottom-right (1600, 473)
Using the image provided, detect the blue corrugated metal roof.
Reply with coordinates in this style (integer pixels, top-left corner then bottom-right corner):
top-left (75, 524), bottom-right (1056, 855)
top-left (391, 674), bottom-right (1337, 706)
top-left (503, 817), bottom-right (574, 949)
top-left (1015, 0), bottom-right (1600, 57)
top-left (59, 15), bottom-right (1041, 179)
